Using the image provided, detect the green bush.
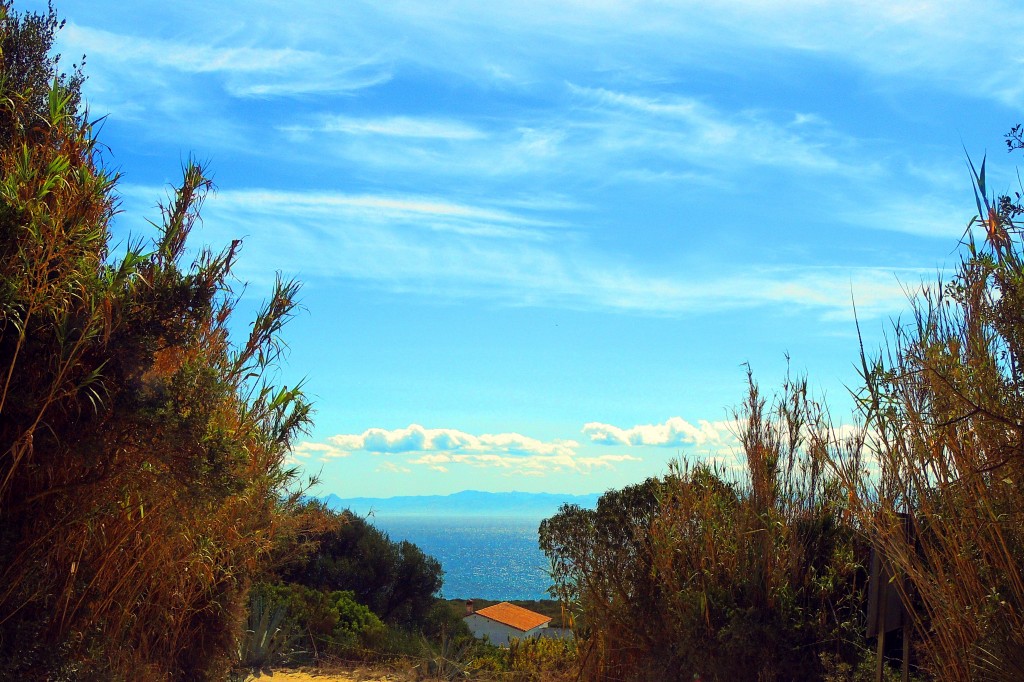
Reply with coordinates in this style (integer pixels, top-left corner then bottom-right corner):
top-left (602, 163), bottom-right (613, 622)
top-left (279, 507), bottom-right (443, 631)
top-left (253, 583), bottom-right (386, 661)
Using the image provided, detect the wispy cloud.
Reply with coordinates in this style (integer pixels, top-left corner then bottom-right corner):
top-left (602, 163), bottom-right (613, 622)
top-left (63, 23), bottom-right (391, 98)
top-left (389, 1), bottom-right (1024, 109)
top-left (844, 198), bottom-right (971, 241)
top-left (376, 461), bottom-right (413, 475)
top-left (209, 190), bottom-right (558, 230)
top-left (115, 184), bottom-right (925, 320)
top-left (285, 116), bottom-right (487, 140)
top-left (567, 84), bottom-right (865, 177)
top-left (62, 1), bottom-right (1024, 122)
top-left (271, 84), bottom-right (867, 187)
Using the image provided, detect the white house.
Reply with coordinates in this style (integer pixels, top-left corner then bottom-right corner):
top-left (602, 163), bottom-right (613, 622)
top-left (463, 601), bottom-right (552, 646)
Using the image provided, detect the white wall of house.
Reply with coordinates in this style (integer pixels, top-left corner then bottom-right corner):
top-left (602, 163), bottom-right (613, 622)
top-left (464, 613), bottom-right (547, 646)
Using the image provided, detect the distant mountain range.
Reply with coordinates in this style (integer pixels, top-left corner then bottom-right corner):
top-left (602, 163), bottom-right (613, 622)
top-left (319, 490), bottom-right (601, 518)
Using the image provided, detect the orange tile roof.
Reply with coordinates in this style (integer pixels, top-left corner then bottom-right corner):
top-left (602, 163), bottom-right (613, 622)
top-left (472, 602), bottom-right (552, 632)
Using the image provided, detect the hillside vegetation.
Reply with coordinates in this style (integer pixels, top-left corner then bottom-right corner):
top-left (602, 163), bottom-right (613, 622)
top-left (540, 155), bottom-right (1024, 680)
top-left (0, 3), bottom-right (315, 678)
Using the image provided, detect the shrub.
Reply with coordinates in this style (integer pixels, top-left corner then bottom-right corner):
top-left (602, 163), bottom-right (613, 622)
top-left (541, 371), bottom-right (869, 681)
top-left (504, 636), bottom-right (578, 680)
top-left (232, 589), bottom-right (301, 681)
top-left (279, 507), bottom-right (444, 632)
top-left (254, 582), bottom-right (387, 662)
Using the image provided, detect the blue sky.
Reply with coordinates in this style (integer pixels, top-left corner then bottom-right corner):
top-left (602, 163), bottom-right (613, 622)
top-left (30, 0), bottom-right (1024, 497)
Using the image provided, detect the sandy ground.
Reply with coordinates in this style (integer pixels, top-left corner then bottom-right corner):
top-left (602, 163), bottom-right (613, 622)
top-left (266, 666), bottom-right (412, 682)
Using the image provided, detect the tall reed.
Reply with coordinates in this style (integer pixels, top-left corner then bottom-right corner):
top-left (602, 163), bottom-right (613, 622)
top-left (832, 152), bottom-right (1024, 680)
top-left (0, 4), bottom-right (314, 678)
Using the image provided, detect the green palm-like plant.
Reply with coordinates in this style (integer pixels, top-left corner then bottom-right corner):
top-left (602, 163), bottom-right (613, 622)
top-left (231, 590), bottom-right (300, 681)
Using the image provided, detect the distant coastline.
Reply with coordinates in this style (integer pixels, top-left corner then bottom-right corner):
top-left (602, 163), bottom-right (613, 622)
top-left (319, 489), bottom-right (600, 519)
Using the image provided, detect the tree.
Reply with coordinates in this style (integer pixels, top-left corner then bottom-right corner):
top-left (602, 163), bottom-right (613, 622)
top-left (0, 3), bottom-right (313, 679)
top-left (0, 0), bottom-right (83, 151)
top-left (280, 508), bottom-right (444, 631)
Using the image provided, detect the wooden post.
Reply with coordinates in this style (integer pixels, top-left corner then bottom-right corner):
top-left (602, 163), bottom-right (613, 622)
top-left (869, 514), bottom-right (916, 681)
top-left (902, 619), bottom-right (910, 682)
top-left (901, 513), bottom-right (913, 682)
top-left (875, 586), bottom-right (887, 682)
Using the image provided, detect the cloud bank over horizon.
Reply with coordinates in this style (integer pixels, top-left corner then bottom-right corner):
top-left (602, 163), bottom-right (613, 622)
top-left (583, 417), bottom-right (738, 448)
top-left (294, 424), bottom-right (638, 478)
top-left (293, 416), bottom-right (751, 482)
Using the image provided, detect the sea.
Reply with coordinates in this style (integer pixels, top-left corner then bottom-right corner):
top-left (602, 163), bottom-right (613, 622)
top-left (371, 515), bottom-right (552, 601)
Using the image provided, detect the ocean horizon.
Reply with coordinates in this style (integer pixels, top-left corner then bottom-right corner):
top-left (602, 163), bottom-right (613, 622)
top-left (370, 514), bottom-right (553, 601)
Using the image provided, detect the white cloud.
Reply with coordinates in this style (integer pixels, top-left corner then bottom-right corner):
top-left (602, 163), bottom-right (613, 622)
top-left (296, 424), bottom-right (641, 477)
top-left (327, 424), bottom-right (579, 457)
top-left (405, 450), bottom-right (641, 476)
top-left (583, 417), bottom-right (739, 448)
top-left (290, 441), bottom-right (351, 460)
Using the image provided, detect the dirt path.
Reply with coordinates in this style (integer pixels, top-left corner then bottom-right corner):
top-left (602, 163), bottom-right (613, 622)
top-left (267, 666), bottom-right (411, 682)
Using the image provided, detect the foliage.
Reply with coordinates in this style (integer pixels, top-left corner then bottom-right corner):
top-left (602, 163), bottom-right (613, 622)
top-left (251, 582), bottom-right (387, 662)
top-left (541, 372), bottom-right (869, 681)
top-left (434, 636), bottom-right (577, 682)
top-left (0, 3), bottom-right (313, 679)
top-left (502, 636), bottom-right (578, 681)
top-left (422, 598), bottom-right (475, 642)
top-left (262, 505), bottom-right (466, 670)
top-left (830, 144), bottom-right (1024, 680)
top-left (538, 137), bottom-right (1024, 681)
top-left (0, 0), bottom-right (82, 152)
top-left (231, 589), bottom-right (301, 682)
top-left (280, 506), bottom-right (444, 632)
